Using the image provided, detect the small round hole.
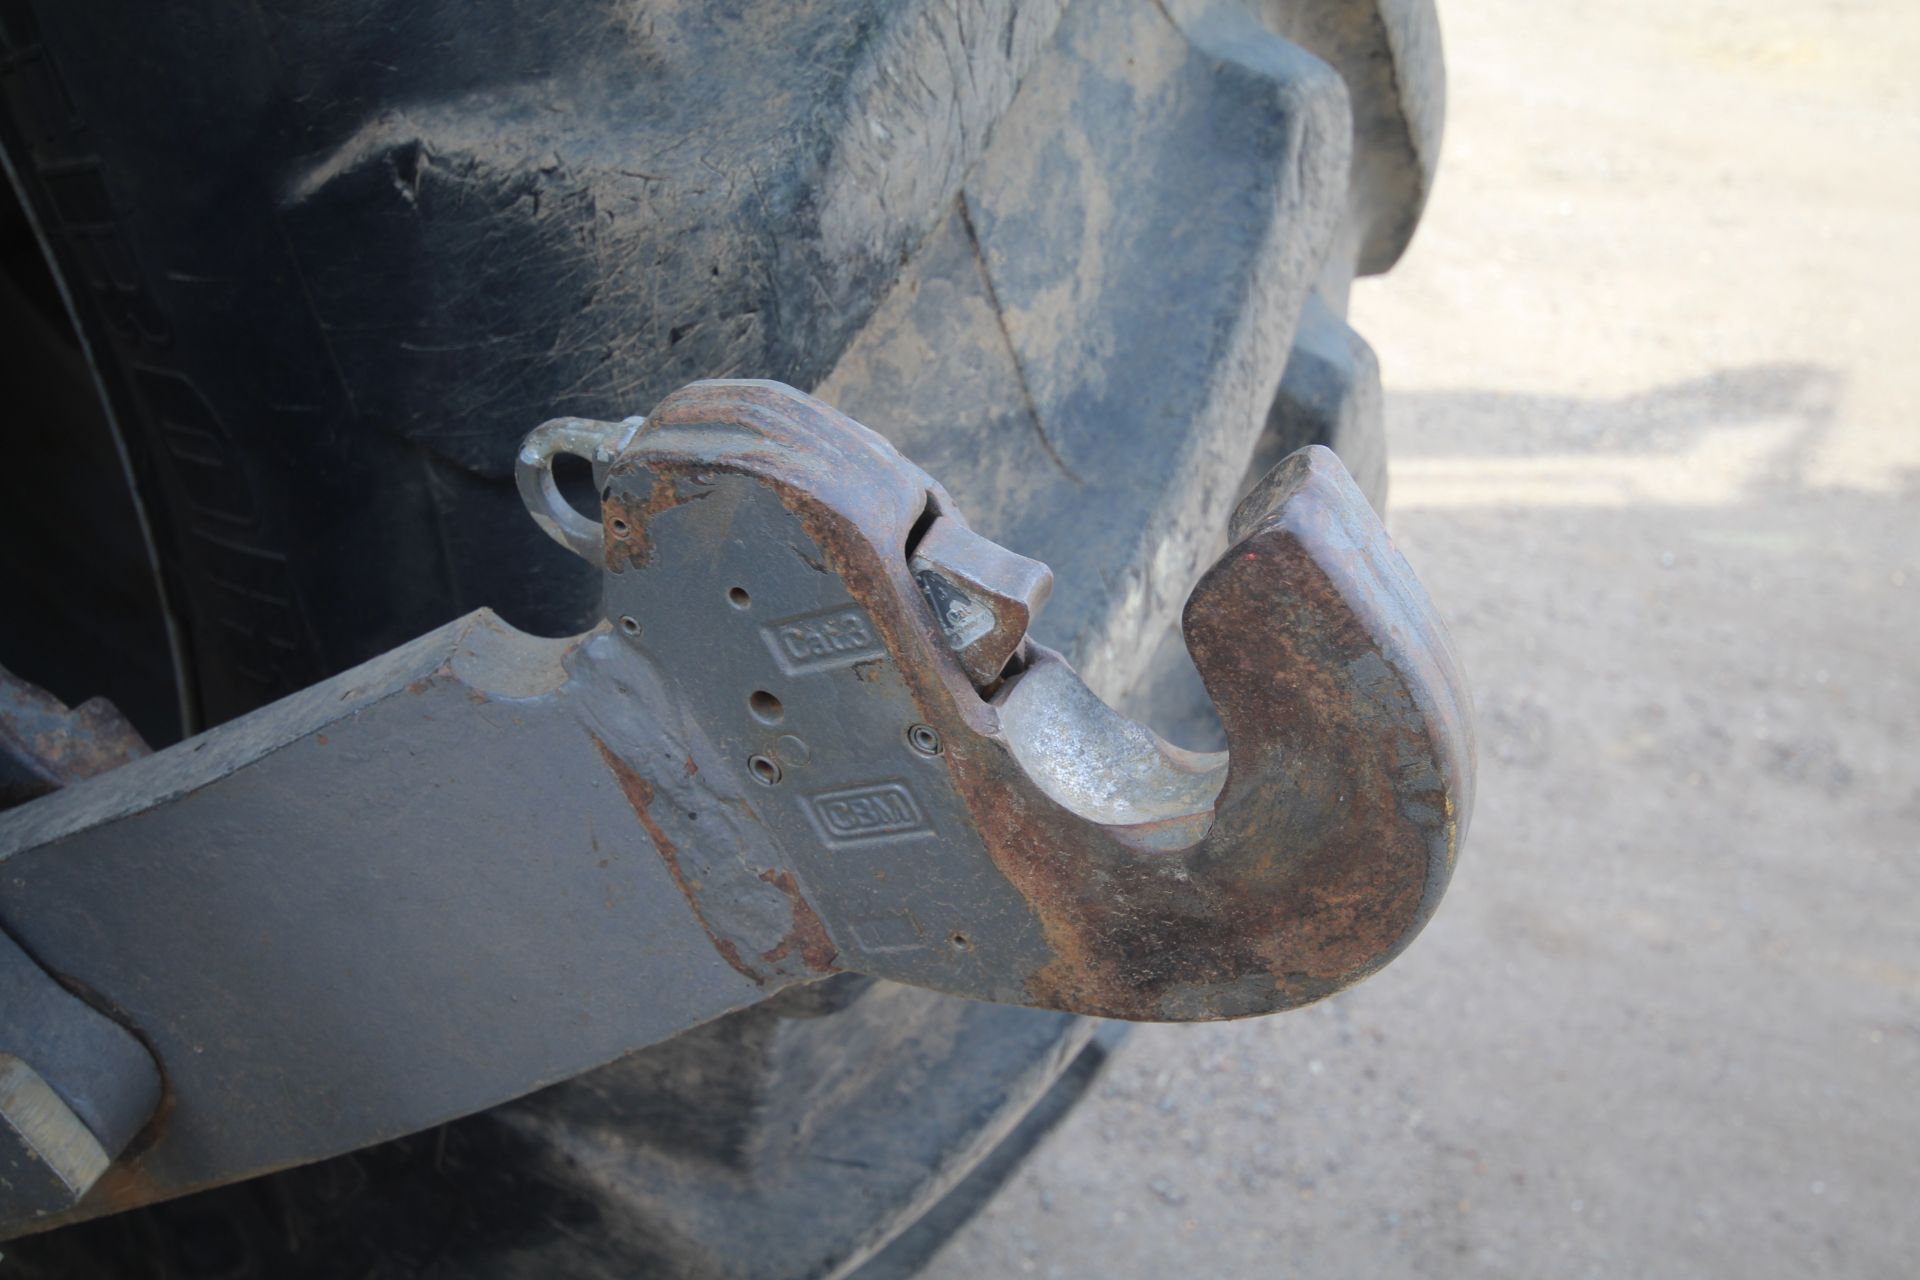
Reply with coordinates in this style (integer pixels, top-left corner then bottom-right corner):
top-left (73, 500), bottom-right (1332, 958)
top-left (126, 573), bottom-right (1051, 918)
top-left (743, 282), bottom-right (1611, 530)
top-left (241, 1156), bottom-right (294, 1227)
top-left (728, 587), bottom-right (751, 608)
top-left (748, 690), bottom-right (784, 724)
top-left (949, 932), bottom-right (972, 952)
top-left (748, 754), bottom-right (782, 785)
top-left (619, 615), bottom-right (641, 636)
top-left (608, 515), bottom-right (631, 539)
top-left (908, 724), bottom-right (943, 756)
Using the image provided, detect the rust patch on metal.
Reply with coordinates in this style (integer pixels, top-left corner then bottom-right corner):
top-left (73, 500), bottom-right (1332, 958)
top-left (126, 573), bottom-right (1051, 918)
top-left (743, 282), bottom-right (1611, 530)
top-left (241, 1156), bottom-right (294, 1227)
top-left (964, 447), bottom-right (1465, 1020)
top-left (0, 667), bottom-right (151, 809)
top-left (603, 470), bottom-right (717, 573)
top-left (976, 452), bottom-right (1458, 1018)
top-left (590, 736), bottom-right (757, 982)
top-left (755, 869), bottom-right (840, 971)
top-left (68, 1144), bottom-right (171, 1222)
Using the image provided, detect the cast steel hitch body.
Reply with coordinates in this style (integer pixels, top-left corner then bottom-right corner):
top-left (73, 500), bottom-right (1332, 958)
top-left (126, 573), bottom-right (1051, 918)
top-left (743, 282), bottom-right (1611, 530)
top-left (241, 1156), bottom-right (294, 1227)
top-left (0, 381), bottom-right (1472, 1238)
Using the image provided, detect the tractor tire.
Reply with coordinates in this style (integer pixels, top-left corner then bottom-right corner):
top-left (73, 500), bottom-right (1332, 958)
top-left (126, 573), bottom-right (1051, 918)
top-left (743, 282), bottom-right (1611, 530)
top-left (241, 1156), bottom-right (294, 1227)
top-left (0, 0), bottom-right (1442, 1274)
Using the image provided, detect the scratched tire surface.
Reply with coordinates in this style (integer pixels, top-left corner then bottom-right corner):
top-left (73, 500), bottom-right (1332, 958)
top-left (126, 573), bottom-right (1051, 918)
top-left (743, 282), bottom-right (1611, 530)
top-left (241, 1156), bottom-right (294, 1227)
top-left (0, 0), bottom-right (1440, 1275)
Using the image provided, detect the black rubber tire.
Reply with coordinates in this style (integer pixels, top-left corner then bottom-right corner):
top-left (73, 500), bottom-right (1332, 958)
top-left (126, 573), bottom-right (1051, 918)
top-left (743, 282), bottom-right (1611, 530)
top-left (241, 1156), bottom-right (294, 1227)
top-left (0, 0), bottom-right (1442, 1275)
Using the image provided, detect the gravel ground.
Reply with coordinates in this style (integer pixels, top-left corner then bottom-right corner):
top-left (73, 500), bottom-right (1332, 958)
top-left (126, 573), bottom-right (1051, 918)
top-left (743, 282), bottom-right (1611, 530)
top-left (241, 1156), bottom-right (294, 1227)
top-left (917, 2), bottom-right (1920, 1277)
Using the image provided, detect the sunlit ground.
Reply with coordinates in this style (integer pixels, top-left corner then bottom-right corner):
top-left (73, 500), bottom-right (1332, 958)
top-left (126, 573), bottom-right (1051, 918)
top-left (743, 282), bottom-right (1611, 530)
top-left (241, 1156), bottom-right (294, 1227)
top-left (923, 1), bottom-right (1920, 1276)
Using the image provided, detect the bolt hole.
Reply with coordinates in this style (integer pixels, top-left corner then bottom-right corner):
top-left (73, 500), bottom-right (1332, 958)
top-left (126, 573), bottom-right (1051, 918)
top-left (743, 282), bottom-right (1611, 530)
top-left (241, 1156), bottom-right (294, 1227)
top-left (608, 515), bottom-right (631, 539)
top-left (908, 724), bottom-right (943, 756)
top-left (619, 615), bottom-right (641, 637)
top-left (749, 690), bottom-right (784, 724)
top-left (949, 932), bottom-right (972, 952)
top-left (748, 754), bottom-right (782, 785)
top-left (728, 586), bottom-right (751, 609)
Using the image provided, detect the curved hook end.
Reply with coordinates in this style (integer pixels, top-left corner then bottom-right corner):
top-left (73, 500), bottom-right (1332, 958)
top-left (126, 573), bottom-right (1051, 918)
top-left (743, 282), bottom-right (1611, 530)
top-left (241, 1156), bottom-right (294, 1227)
top-left (1169, 444), bottom-right (1474, 1006)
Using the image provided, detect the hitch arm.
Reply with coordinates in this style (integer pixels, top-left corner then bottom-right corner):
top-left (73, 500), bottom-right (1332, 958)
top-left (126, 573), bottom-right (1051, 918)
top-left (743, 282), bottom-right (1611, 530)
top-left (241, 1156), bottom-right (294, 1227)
top-left (0, 381), bottom-right (1472, 1235)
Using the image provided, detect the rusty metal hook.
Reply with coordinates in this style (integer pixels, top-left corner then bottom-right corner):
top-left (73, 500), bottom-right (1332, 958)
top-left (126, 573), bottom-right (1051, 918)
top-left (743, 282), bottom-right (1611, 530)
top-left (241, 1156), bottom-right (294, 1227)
top-left (0, 379), bottom-right (1473, 1229)
top-left (598, 381), bottom-right (1474, 1020)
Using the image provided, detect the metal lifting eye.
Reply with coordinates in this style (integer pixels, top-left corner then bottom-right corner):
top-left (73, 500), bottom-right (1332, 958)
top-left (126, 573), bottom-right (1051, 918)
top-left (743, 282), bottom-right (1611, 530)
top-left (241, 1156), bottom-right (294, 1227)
top-left (516, 415), bottom-right (646, 560)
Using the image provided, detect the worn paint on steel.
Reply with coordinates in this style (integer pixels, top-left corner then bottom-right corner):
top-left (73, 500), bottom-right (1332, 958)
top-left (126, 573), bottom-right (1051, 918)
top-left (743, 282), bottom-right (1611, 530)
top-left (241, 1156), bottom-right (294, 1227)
top-left (0, 669), bottom-right (151, 808)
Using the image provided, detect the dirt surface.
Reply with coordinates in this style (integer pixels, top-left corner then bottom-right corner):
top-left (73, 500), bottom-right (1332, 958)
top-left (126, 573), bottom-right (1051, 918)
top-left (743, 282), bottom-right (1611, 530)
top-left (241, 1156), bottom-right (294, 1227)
top-left (918, 2), bottom-right (1920, 1276)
